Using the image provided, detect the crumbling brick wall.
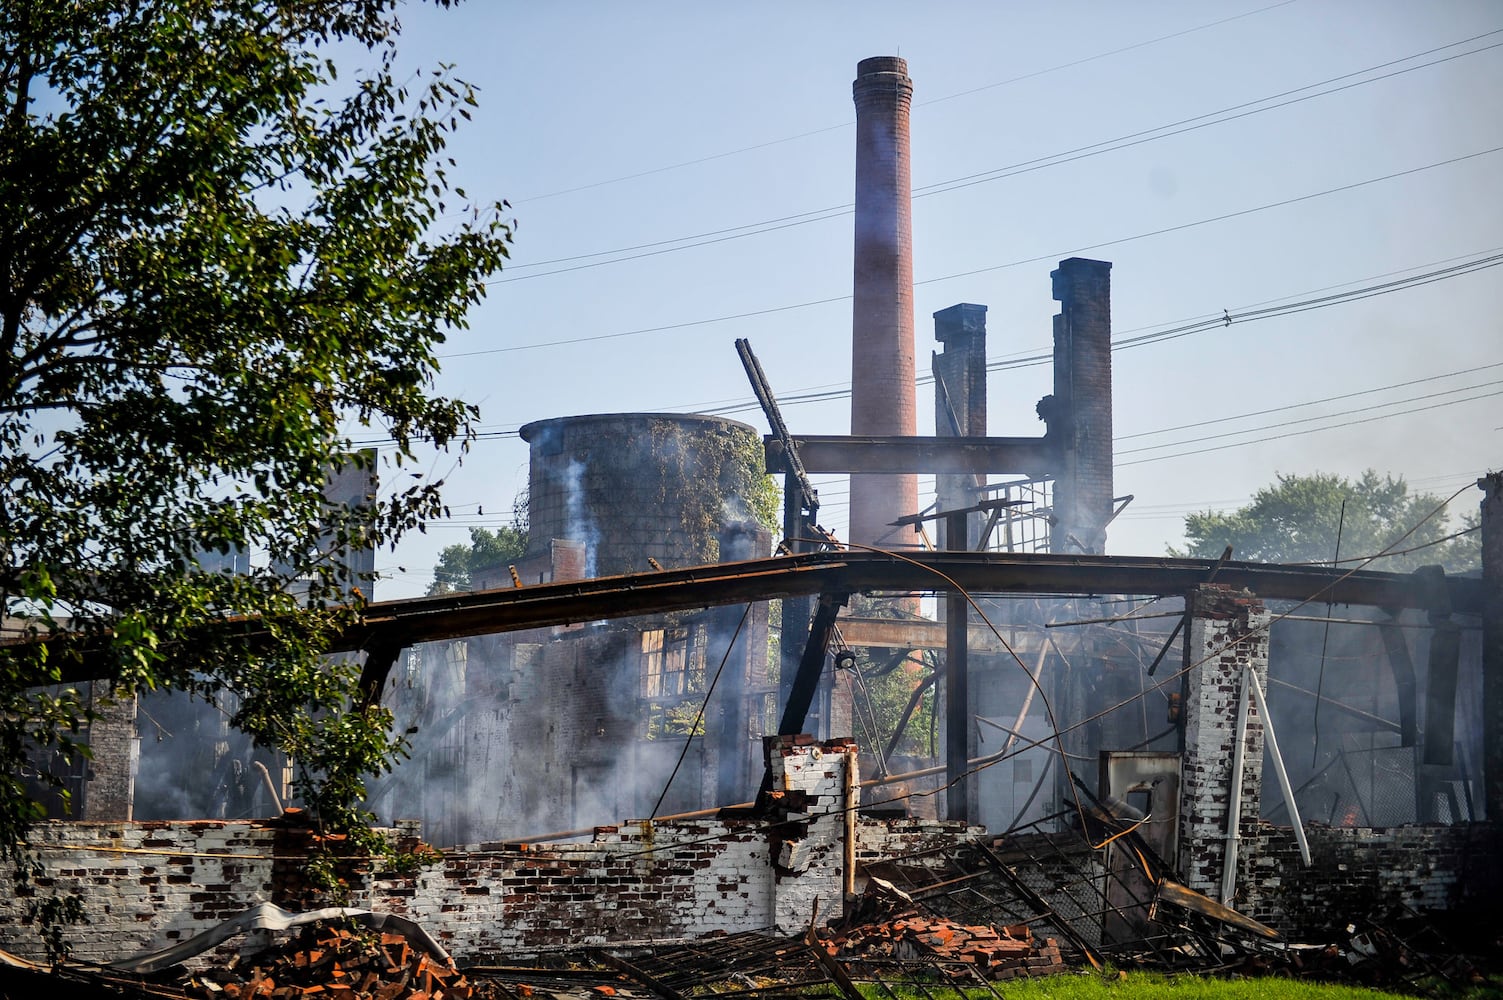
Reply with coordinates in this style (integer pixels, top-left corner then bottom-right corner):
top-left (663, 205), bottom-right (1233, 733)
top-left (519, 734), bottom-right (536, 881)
top-left (0, 739), bottom-right (855, 964)
top-left (0, 819), bottom-right (276, 964)
top-left (4, 740), bottom-right (1495, 966)
top-left (1178, 585), bottom-right (1270, 899)
top-left (1238, 820), bottom-right (1501, 939)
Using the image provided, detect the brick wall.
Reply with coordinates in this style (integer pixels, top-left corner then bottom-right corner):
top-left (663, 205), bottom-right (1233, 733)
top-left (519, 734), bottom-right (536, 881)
top-left (81, 688), bottom-right (138, 821)
top-left (1047, 257), bottom-right (1113, 555)
top-left (4, 739), bottom-right (1495, 966)
top-left (1, 819), bottom-right (277, 964)
top-left (0, 740), bottom-right (855, 964)
top-left (849, 55), bottom-right (918, 549)
top-left (1178, 585), bottom-right (1270, 899)
top-left (1239, 820), bottom-right (1501, 940)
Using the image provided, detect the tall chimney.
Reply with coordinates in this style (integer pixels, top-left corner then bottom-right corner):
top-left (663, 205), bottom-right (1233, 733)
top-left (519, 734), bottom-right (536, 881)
top-left (1048, 257), bottom-right (1114, 554)
top-left (849, 56), bottom-right (917, 549)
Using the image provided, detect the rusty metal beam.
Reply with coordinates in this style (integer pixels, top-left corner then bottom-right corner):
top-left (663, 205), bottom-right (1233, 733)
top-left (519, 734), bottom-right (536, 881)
top-left (835, 614), bottom-right (1050, 655)
top-left (20, 550), bottom-right (1485, 689)
top-left (342, 551), bottom-right (1480, 649)
top-left (765, 434), bottom-right (1057, 476)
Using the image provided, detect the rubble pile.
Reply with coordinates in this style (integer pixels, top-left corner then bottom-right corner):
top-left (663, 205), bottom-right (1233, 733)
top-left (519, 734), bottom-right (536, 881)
top-left (827, 915), bottom-right (1065, 980)
top-left (184, 922), bottom-right (473, 1000)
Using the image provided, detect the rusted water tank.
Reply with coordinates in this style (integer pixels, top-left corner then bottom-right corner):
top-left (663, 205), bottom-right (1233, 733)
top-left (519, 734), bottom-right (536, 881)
top-left (517, 413), bottom-right (772, 578)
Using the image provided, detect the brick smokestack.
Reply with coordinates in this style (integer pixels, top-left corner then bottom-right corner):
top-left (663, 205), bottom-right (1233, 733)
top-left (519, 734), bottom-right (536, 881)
top-left (1048, 258), bottom-right (1114, 554)
top-left (849, 56), bottom-right (918, 549)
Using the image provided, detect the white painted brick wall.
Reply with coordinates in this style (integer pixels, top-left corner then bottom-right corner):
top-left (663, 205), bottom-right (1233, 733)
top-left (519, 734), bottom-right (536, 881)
top-left (1178, 586), bottom-right (1270, 900)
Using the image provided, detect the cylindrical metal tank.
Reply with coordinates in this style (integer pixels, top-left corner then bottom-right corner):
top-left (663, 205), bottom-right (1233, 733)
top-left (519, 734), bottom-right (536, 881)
top-left (517, 413), bottom-right (772, 577)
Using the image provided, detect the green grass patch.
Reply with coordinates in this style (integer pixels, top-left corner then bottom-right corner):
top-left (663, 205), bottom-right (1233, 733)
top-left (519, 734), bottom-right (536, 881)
top-left (861, 972), bottom-right (1418, 1000)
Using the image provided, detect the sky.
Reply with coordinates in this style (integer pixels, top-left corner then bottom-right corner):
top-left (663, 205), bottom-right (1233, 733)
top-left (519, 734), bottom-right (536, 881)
top-left (359, 0), bottom-right (1503, 600)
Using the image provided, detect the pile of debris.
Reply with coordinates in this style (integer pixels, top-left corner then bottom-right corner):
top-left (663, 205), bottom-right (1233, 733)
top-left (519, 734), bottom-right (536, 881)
top-left (183, 922), bottom-right (473, 1000)
top-left (827, 915), bottom-right (1065, 981)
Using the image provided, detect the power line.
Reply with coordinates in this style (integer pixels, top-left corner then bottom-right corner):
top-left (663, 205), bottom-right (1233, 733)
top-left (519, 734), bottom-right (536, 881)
top-left (1116, 378), bottom-right (1503, 455)
top-left (1117, 361), bottom-right (1503, 441)
top-left (493, 32), bottom-right (1502, 282)
top-left (1117, 388), bottom-right (1503, 467)
top-left (354, 249), bottom-right (1502, 450)
top-left (450, 147), bottom-right (1503, 359)
top-left (912, 34), bottom-right (1503, 201)
top-left (511, 0), bottom-right (1302, 204)
top-left (701, 250), bottom-right (1503, 415)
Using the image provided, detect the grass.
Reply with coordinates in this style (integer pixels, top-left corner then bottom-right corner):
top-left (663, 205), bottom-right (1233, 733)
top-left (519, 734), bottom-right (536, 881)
top-left (860, 972), bottom-right (1423, 1000)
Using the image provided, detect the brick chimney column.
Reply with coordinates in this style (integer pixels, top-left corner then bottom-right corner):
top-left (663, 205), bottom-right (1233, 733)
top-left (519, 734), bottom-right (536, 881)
top-left (1177, 585), bottom-right (1269, 902)
top-left (849, 56), bottom-right (917, 549)
top-left (1048, 258), bottom-right (1113, 554)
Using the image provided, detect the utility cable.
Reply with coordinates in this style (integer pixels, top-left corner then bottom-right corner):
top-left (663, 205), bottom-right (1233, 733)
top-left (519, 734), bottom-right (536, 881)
top-left (511, 0), bottom-right (1302, 204)
top-left (1116, 360), bottom-right (1503, 441)
top-left (496, 30), bottom-right (1500, 280)
top-left (696, 250), bottom-right (1503, 415)
top-left (1117, 386), bottom-right (1503, 467)
top-left (1116, 377), bottom-right (1503, 456)
top-left (451, 153), bottom-right (1503, 358)
top-left (1286, 523), bottom-right (1480, 566)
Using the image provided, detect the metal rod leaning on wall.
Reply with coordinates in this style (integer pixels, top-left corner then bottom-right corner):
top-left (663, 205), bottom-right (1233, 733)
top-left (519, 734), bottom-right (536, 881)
top-left (1245, 662), bottom-right (1311, 866)
top-left (843, 741), bottom-right (858, 912)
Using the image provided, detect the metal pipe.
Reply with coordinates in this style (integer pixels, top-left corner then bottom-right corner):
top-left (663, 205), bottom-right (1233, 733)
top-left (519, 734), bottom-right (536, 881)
top-left (1267, 676), bottom-right (1402, 733)
top-left (1245, 664), bottom-right (1310, 866)
top-left (999, 641), bottom-right (1050, 757)
top-left (842, 743), bottom-right (858, 910)
top-left (252, 761), bottom-right (284, 816)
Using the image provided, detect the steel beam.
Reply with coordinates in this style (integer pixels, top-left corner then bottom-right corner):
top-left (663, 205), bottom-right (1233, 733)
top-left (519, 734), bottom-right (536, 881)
top-left (945, 511), bottom-right (970, 822)
top-left (834, 615), bottom-right (1049, 655)
top-left (765, 435), bottom-right (1057, 476)
top-left (20, 550), bottom-right (1485, 689)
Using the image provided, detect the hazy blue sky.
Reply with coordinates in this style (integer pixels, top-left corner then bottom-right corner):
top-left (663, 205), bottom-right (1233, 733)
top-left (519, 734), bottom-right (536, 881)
top-left (361, 0), bottom-right (1502, 598)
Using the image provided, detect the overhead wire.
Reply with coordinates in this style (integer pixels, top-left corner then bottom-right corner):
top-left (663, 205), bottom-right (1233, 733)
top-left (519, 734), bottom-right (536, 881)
top-left (1116, 377), bottom-right (1503, 456)
top-left (1116, 360), bottom-right (1503, 441)
top-left (493, 30), bottom-right (1502, 281)
top-left (510, 0), bottom-right (1303, 204)
top-left (448, 152), bottom-right (1503, 359)
top-left (391, 261), bottom-right (1503, 452)
top-left (1117, 386), bottom-right (1503, 467)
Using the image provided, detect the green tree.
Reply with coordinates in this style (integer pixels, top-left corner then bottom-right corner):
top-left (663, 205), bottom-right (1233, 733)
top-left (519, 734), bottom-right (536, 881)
top-left (0, 0), bottom-right (510, 939)
top-left (1171, 470), bottom-right (1479, 573)
top-left (429, 525), bottom-right (528, 594)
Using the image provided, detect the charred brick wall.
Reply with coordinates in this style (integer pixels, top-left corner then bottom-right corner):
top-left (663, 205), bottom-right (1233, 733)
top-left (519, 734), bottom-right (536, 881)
top-left (0, 741), bottom-right (854, 964)
top-left (3, 815), bottom-right (1495, 965)
top-left (1239, 821), bottom-right (1501, 939)
top-left (1178, 585), bottom-right (1270, 900)
top-left (1046, 257), bottom-right (1113, 554)
top-left (80, 688), bottom-right (138, 821)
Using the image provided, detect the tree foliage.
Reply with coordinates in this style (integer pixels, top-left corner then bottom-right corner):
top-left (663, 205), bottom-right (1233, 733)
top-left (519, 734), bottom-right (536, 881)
top-left (0, 0), bottom-right (511, 922)
top-left (429, 526), bottom-right (527, 595)
top-left (1171, 470), bottom-right (1479, 573)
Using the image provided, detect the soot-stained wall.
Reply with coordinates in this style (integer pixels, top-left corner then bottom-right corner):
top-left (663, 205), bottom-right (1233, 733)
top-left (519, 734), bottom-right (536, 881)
top-left (1, 741), bottom-right (1495, 965)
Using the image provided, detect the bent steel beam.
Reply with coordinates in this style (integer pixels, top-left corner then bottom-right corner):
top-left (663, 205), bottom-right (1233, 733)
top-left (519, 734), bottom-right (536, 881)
top-left (18, 551), bottom-right (1484, 691)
